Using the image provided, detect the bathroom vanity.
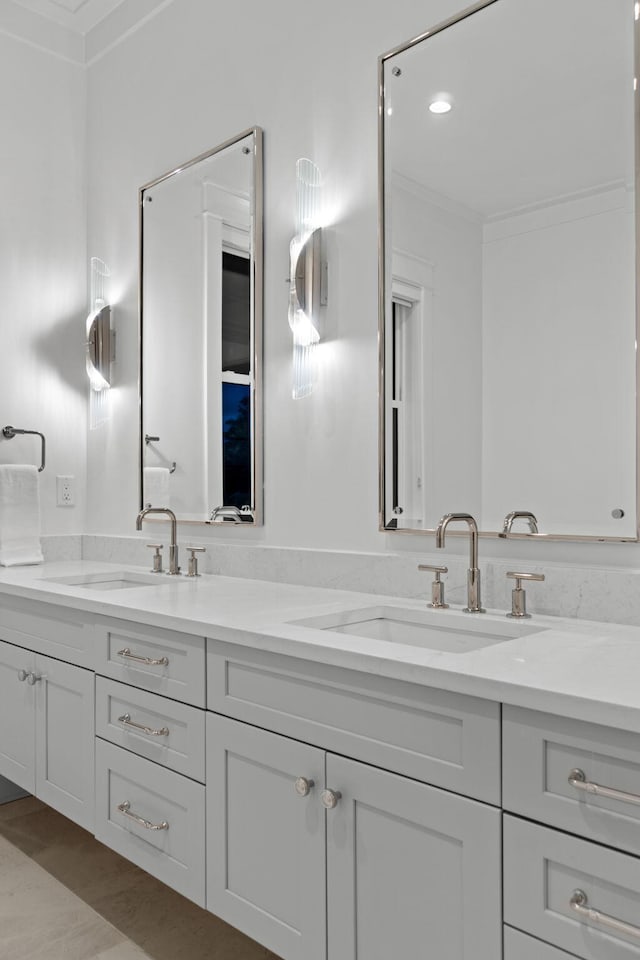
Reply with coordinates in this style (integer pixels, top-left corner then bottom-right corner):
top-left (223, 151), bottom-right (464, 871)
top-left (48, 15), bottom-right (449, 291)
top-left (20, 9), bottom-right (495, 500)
top-left (0, 562), bottom-right (639, 960)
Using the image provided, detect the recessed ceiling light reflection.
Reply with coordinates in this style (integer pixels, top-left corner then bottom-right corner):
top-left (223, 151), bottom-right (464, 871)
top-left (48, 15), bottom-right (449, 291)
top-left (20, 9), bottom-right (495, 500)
top-left (429, 99), bottom-right (452, 114)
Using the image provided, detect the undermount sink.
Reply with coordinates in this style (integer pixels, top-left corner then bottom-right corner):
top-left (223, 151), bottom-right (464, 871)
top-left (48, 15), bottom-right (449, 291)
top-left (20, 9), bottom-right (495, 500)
top-left (293, 605), bottom-right (545, 654)
top-left (43, 571), bottom-right (174, 591)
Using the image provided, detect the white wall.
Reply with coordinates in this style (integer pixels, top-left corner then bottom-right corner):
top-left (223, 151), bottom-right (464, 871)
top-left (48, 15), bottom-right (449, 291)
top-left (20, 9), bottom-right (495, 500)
top-left (84, 0), bottom-right (479, 550)
top-left (0, 33), bottom-right (87, 535)
top-left (83, 0), bottom-right (640, 571)
top-left (390, 182), bottom-right (483, 527)
top-left (482, 189), bottom-right (636, 538)
top-left (143, 170), bottom-right (208, 516)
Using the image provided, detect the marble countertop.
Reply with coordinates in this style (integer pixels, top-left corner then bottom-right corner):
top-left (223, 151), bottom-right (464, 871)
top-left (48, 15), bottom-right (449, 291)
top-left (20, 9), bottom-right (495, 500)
top-left (0, 560), bottom-right (639, 733)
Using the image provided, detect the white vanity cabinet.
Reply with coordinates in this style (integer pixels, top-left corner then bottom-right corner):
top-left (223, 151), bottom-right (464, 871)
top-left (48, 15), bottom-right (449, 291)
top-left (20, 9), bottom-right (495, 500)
top-left (93, 615), bottom-right (207, 907)
top-left (5, 587), bottom-right (640, 960)
top-left (206, 642), bottom-right (503, 960)
top-left (0, 600), bottom-right (95, 832)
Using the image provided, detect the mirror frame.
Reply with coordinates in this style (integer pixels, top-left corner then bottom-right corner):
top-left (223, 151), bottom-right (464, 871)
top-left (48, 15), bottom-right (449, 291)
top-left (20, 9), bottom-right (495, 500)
top-left (138, 126), bottom-right (263, 525)
top-left (377, 1), bottom-right (640, 542)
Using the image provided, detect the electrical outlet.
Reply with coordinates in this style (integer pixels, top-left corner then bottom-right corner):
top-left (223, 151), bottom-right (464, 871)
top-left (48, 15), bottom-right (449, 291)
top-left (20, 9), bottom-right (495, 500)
top-left (56, 475), bottom-right (75, 507)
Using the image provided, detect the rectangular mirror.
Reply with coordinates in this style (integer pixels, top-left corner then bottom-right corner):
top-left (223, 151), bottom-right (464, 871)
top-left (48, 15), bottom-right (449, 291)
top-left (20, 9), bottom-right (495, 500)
top-left (140, 127), bottom-right (263, 524)
top-left (379, 0), bottom-right (638, 540)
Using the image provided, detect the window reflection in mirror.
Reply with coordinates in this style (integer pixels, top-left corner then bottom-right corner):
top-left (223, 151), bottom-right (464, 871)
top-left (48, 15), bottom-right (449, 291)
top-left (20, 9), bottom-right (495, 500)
top-left (140, 128), bottom-right (262, 524)
top-left (379, 0), bottom-right (638, 540)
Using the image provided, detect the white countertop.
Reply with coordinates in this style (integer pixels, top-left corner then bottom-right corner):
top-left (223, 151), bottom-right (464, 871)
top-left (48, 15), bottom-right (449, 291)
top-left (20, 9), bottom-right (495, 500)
top-left (0, 560), bottom-right (639, 733)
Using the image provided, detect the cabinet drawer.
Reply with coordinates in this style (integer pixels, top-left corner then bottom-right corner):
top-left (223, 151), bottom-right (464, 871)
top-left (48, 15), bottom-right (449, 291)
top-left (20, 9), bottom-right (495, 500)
top-left (0, 596), bottom-right (94, 668)
top-left (504, 815), bottom-right (640, 959)
top-left (503, 706), bottom-right (640, 855)
top-left (95, 617), bottom-right (205, 706)
top-left (95, 739), bottom-right (205, 906)
top-left (207, 641), bottom-right (500, 803)
top-left (505, 927), bottom-right (582, 960)
top-left (96, 677), bottom-right (205, 782)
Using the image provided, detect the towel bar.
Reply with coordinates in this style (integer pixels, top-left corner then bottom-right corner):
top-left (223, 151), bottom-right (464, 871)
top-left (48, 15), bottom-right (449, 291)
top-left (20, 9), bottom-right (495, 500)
top-left (2, 426), bottom-right (46, 472)
top-left (144, 434), bottom-right (176, 473)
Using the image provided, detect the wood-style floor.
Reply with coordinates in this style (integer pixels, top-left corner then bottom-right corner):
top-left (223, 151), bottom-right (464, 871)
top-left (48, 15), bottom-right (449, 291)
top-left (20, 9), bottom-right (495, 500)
top-left (0, 797), bottom-right (279, 960)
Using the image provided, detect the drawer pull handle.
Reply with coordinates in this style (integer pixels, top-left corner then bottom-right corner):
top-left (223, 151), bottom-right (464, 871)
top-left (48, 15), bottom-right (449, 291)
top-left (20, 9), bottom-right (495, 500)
top-left (117, 647), bottom-right (169, 667)
top-left (118, 713), bottom-right (170, 737)
top-left (570, 889), bottom-right (640, 941)
top-left (294, 777), bottom-right (314, 797)
top-left (17, 670), bottom-right (41, 684)
top-left (568, 768), bottom-right (640, 807)
top-left (321, 789), bottom-right (342, 810)
top-left (117, 800), bottom-right (169, 832)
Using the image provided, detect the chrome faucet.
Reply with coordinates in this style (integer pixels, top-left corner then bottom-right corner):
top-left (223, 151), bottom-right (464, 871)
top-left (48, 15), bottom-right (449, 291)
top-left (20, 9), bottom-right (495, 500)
top-left (136, 507), bottom-right (181, 575)
top-left (209, 505), bottom-right (243, 523)
top-left (499, 510), bottom-right (539, 537)
top-left (435, 512), bottom-right (485, 613)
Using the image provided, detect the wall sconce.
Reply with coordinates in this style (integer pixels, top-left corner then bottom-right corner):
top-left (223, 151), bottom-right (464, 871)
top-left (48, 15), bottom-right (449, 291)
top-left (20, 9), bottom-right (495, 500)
top-left (86, 304), bottom-right (113, 390)
top-left (288, 159), bottom-right (327, 399)
top-left (86, 257), bottom-right (113, 391)
top-left (87, 257), bottom-right (114, 430)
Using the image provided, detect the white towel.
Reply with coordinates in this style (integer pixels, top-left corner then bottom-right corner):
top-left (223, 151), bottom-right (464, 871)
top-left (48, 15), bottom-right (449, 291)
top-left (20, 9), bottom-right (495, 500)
top-left (0, 465), bottom-right (44, 566)
top-left (143, 467), bottom-right (171, 508)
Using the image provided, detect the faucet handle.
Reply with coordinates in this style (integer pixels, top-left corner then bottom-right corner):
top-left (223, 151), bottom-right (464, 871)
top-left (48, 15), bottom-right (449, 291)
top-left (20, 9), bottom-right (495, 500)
top-left (146, 543), bottom-right (163, 574)
top-left (186, 546), bottom-right (206, 578)
top-left (506, 571), bottom-right (545, 619)
top-left (418, 564), bottom-right (449, 609)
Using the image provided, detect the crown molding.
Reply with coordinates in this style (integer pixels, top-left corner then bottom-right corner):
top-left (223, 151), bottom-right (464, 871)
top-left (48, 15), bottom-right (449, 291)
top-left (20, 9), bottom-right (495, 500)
top-left (85, 0), bottom-right (173, 65)
top-left (0, 1), bottom-right (83, 62)
top-left (0, 0), bottom-right (173, 64)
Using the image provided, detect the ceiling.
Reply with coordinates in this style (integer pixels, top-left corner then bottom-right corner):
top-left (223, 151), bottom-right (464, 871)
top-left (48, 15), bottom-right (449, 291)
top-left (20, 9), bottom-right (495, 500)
top-left (385, 0), bottom-right (635, 219)
top-left (1, 0), bottom-right (171, 62)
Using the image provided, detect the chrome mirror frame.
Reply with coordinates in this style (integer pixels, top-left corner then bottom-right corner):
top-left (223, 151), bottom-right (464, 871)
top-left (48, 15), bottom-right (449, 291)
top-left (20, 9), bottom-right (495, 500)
top-left (138, 127), bottom-right (263, 525)
top-left (377, 1), bottom-right (640, 543)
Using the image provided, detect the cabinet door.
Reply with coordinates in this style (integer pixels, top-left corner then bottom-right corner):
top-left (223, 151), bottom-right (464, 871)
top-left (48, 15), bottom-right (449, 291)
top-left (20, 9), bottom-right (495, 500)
top-left (34, 654), bottom-right (94, 831)
top-left (207, 714), bottom-right (326, 960)
top-left (0, 641), bottom-right (35, 792)
top-left (326, 754), bottom-right (502, 960)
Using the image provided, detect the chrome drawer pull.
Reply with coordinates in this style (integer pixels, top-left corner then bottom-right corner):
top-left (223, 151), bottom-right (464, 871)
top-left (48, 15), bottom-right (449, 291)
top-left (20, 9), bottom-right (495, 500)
top-left (117, 647), bottom-right (169, 667)
top-left (570, 889), bottom-right (640, 941)
top-left (117, 800), bottom-right (169, 831)
top-left (568, 768), bottom-right (640, 807)
top-left (118, 713), bottom-right (170, 737)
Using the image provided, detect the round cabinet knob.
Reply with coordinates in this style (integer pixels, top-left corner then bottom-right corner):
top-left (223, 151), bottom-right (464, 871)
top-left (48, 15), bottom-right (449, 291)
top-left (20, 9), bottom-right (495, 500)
top-left (294, 777), bottom-right (314, 798)
top-left (320, 789), bottom-right (342, 810)
top-left (17, 669), bottom-right (28, 682)
top-left (26, 673), bottom-right (41, 685)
